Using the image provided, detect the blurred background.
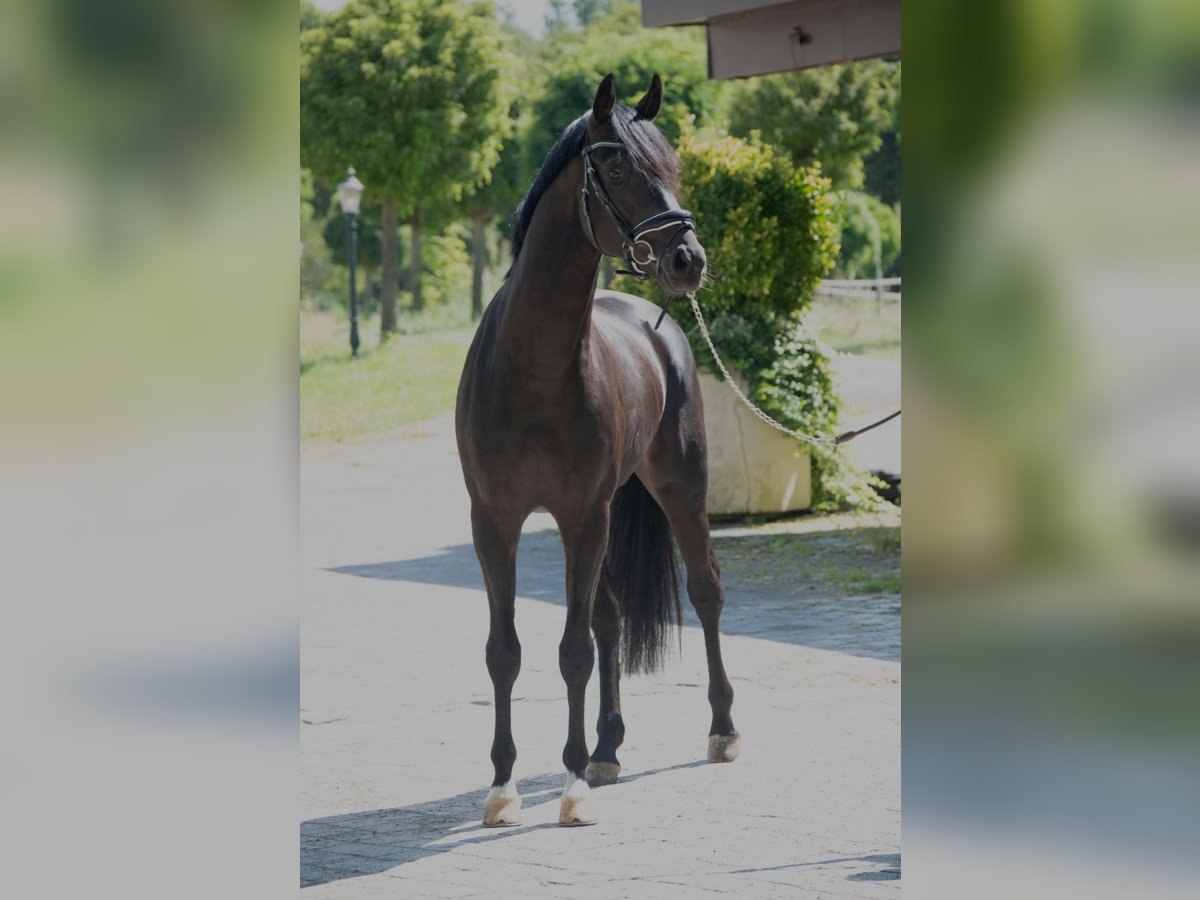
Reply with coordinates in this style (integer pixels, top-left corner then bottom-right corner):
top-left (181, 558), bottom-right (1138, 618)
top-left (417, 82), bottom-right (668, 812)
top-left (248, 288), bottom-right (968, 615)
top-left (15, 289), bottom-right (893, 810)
top-left (0, 0), bottom-right (1197, 896)
top-left (0, 1), bottom-right (300, 897)
top-left (903, 0), bottom-right (1200, 896)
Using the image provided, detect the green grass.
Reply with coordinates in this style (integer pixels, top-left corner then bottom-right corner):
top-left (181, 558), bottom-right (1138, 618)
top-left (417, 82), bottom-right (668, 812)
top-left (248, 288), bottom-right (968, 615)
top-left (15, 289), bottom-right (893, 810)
top-left (806, 295), bottom-right (901, 357)
top-left (713, 525), bottom-right (901, 599)
top-left (301, 309), bottom-right (469, 443)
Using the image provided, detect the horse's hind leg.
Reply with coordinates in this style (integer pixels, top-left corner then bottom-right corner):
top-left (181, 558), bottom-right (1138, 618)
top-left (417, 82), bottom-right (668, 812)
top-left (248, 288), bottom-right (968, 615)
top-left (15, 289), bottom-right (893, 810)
top-left (585, 578), bottom-right (623, 786)
top-left (557, 508), bottom-right (609, 824)
top-left (471, 505), bottom-right (524, 826)
top-left (651, 483), bottom-right (740, 763)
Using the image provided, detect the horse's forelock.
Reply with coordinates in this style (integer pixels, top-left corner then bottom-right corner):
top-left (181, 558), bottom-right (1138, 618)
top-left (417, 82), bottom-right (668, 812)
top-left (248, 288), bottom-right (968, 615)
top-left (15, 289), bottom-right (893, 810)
top-left (610, 105), bottom-right (680, 192)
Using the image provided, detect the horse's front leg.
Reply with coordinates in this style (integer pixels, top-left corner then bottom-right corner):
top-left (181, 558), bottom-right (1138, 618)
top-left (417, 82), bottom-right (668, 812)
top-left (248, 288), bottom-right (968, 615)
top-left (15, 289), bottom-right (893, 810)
top-left (557, 505), bottom-right (610, 826)
top-left (471, 505), bottom-right (524, 827)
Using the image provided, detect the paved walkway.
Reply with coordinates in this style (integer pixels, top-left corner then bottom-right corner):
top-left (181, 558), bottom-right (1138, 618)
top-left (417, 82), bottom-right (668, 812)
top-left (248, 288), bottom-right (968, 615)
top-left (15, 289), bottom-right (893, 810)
top-left (301, 417), bottom-right (900, 897)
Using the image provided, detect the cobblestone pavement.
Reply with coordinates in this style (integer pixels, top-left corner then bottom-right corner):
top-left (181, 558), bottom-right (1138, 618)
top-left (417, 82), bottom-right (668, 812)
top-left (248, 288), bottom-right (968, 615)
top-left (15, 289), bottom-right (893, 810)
top-left (302, 416), bottom-right (900, 897)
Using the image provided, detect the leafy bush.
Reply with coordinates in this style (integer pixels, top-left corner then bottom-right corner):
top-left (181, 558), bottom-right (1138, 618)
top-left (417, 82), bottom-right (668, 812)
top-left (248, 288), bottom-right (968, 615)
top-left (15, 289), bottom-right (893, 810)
top-left (616, 129), bottom-right (878, 510)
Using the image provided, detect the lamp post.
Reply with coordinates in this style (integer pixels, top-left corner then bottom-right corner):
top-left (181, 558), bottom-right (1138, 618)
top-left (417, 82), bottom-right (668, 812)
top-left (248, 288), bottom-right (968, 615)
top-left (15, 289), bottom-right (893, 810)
top-left (336, 166), bottom-right (365, 357)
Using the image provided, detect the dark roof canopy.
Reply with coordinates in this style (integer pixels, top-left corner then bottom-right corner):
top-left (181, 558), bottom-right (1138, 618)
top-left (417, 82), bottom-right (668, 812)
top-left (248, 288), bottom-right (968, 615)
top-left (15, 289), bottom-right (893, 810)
top-left (642, 0), bottom-right (900, 79)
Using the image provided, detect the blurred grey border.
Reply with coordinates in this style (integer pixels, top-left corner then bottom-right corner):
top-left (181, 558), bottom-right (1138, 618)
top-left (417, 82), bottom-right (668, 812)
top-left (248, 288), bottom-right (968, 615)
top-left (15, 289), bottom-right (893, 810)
top-left (0, 1), bottom-right (298, 897)
top-left (904, 0), bottom-right (1200, 896)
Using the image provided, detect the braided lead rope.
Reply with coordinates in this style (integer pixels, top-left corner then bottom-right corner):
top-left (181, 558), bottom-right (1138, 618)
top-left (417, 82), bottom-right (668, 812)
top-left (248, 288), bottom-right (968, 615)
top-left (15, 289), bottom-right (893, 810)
top-left (686, 293), bottom-right (836, 448)
top-left (686, 293), bottom-right (901, 449)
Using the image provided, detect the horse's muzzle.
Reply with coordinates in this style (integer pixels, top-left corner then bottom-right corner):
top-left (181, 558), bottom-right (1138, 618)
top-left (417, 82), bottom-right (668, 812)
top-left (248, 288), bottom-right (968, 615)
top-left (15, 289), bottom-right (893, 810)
top-left (661, 231), bottom-right (707, 295)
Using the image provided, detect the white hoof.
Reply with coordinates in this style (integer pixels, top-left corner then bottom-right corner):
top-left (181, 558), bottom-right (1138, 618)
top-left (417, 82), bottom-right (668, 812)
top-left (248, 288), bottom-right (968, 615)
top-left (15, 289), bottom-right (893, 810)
top-left (559, 773), bottom-right (598, 826)
top-left (584, 760), bottom-right (620, 787)
top-left (708, 733), bottom-right (740, 763)
top-left (482, 781), bottom-right (522, 827)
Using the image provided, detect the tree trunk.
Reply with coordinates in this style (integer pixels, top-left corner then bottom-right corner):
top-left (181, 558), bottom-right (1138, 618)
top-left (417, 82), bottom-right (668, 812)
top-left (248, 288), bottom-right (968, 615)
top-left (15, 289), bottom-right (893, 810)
top-left (470, 212), bottom-right (488, 320)
top-left (379, 199), bottom-right (398, 339)
top-left (410, 212), bottom-right (424, 313)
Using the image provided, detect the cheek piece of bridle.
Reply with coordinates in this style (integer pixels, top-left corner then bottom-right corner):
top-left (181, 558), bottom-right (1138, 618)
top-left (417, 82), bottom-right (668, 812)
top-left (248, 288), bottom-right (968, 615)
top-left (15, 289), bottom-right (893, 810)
top-left (579, 141), bottom-right (697, 327)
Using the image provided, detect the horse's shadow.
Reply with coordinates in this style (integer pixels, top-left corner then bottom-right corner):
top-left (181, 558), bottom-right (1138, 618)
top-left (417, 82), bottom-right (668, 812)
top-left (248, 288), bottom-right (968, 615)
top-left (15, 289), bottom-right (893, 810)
top-left (329, 528), bottom-right (900, 662)
top-left (301, 761), bottom-right (707, 888)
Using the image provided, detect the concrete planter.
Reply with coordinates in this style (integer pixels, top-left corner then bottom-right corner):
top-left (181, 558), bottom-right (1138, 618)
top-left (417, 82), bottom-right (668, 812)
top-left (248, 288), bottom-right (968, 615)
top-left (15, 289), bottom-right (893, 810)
top-left (698, 371), bottom-right (812, 517)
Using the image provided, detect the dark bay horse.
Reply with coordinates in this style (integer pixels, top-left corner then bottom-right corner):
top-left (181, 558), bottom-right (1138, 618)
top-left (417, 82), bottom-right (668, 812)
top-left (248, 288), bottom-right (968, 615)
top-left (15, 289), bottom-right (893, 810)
top-left (455, 74), bottom-right (739, 828)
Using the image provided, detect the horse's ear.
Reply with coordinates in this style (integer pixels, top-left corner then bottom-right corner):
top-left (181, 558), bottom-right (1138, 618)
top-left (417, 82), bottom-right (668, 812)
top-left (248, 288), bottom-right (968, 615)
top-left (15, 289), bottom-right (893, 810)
top-left (593, 73), bottom-right (616, 124)
top-left (635, 74), bottom-right (663, 121)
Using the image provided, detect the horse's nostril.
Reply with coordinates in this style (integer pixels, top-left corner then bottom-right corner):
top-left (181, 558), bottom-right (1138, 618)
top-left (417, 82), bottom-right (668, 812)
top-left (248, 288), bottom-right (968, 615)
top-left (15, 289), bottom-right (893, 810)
top-left (672, 246), bottom-right (690, 272)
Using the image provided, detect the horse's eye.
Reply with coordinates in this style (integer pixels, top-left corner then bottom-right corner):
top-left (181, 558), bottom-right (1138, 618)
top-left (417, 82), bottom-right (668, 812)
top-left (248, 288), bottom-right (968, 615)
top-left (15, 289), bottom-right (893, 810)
top-left (608, 168), bottom-right (622, 182)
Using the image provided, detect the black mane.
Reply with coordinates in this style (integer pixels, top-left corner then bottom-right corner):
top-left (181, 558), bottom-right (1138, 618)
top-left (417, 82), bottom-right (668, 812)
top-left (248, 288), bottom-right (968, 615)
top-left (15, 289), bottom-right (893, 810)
top-left (509, 104), bottom-right (680, 265)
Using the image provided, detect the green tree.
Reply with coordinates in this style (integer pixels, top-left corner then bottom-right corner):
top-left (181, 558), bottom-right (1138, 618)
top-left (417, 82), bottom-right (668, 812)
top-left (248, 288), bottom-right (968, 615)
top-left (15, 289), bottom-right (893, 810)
top-left (863, 131), bottom-right (901, 207)
top-left (863, 62), bottom-right (901, 205)
top-left (726, 60), bottom-right (899, 191)
top-left (544, 0), bottom-right (572, 34)
top-left (833, 192), bottom-right (901, 279)
top-left (531, 26), bottom-right (720, 150)
top-left (461, 111), bottom-right (530, 318)
top-left (300, 0), bottom-right (323, 33)
top-left (301, 0), bottom-right (513, 339)
top-left (458, 19), bottom-right (540, 319)
top-left (323, 206), bottom-right (384, 316)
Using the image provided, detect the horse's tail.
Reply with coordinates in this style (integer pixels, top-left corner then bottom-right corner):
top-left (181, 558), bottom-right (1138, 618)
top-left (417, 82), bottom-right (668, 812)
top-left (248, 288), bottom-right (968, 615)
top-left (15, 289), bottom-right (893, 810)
top-left (601, 475), bottom-right (682, 675)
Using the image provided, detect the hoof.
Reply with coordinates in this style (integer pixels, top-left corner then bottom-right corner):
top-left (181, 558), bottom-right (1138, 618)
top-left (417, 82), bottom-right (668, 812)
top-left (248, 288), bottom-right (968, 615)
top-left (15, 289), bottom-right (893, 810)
top-left (708, 733), bottom-right (741, 763)
top-left (585, 759), bottom-right (620, 787)
top-left (559, 774), bottom-right (598, 826)
top-left (482, 782), bottom-right (522, 827)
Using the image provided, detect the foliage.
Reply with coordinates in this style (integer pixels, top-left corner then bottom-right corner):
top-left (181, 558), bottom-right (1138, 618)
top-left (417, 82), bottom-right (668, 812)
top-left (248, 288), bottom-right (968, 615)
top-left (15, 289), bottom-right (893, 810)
top-left (573, 0), bottom-right (619, 28)
top-left (863, 62), bottom-right (901, 205)
top-left (301, 167), bottom-right (316, 225)
top-left (302, 0), bottom-right (515, 326)
top-left (301, 167), bottom-right (344, 309)
top-left (531, 25), bottom-right (720, 148)
top-left (833, 191), bottom-right (901, 279)
top-left (460, 19), bottom-right (542, 239)
top-left (864, 131), bottom-right (901, 207)
top-left (543, 0), bottom-right (572, 35)
top-left (322, 205), bottom-right (383, 274)
top-left (726, 60), bottom-right (900, 190)
top-left (615, 129), bottom-right (877, 510)
top-left (653, 130), bottom-right (839, 318)
top-left (301, 0), bottom-right (514, 214)
top-left (407, 225), bottom-right (472, 311)
top-left (301, 166), bottom-right (470, 318)
top-left (300, 0), bottom-right (323, 33)
top-left (573, 0), bottom-right (641, 33)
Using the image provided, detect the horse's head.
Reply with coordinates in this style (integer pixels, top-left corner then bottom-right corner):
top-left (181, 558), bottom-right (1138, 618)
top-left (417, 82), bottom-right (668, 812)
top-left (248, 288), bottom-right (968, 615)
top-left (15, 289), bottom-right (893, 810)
top-left (582, 73), bottom-right (707, 297)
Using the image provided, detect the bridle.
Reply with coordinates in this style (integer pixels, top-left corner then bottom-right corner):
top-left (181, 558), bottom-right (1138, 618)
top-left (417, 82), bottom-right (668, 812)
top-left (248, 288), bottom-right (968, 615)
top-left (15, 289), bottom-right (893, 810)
top-left (579, 140), bottom-right (696, 281)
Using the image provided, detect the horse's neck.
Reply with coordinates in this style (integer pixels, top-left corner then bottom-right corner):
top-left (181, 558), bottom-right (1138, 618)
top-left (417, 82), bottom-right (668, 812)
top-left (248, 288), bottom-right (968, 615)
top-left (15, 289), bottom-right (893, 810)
top-left (499, 166), bottom-right (601, 378)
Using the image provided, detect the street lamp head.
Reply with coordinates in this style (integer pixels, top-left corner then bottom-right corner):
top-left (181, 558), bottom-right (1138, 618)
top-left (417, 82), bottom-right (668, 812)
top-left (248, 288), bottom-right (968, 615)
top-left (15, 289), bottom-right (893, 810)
top-left (336, 166), bottom-right (365, 217)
